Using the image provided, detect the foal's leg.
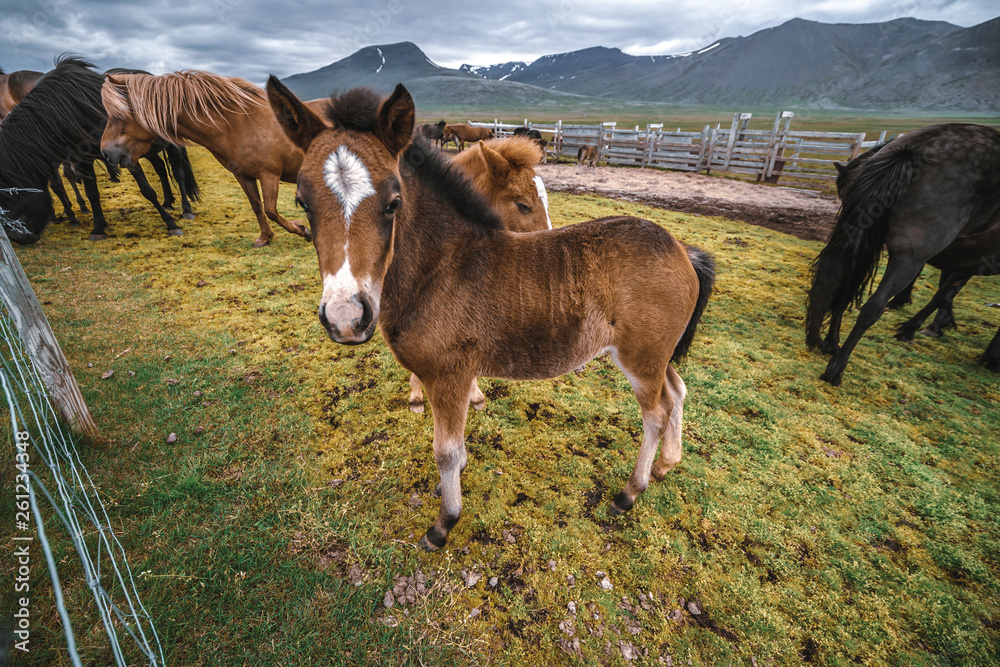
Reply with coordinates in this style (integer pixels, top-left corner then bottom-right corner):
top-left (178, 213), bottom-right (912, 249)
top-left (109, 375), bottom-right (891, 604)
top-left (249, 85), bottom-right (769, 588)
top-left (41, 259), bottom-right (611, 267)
top-left (821, 255), bottom-right (926, 386)
top-left (419, 376), bottom-right (472, 551)
top-left (610, 362), bottom-right (673, 516)
top-left (259, 171), bottom-right (311, 242)
top-left (233, 174), bottom-right (275, 247)
top-left (408, 373), bottom-right (425, 413)
top-left (409, 374), bottom-right (486, 414)
top-left (651, 365), bottom-right (686, 482)
top-left (64, 163), bottom-right (89, 212)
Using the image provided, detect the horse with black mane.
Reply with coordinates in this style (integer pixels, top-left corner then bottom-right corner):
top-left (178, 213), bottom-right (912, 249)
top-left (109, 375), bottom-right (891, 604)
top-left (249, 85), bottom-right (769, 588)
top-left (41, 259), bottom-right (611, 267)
top-left (266, 79), bottom-right (715, 550)
top-left (0, 56), bottom-right (188, 244)
top-left (419, 120), bottom-right (446, 147)
top-left (513, 126), bottom-right (548, 162)
top-left (834, 144), bottom-right (971, 344)
top-left (806, 123), bottom-right (1000, 384)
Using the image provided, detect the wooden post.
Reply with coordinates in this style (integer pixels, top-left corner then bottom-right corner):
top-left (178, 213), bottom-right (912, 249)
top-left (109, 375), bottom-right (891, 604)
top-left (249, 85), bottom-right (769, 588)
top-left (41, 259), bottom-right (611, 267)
top-left (0, 228), bottom-right (98, 439)
top-left (722, 112), bottom-right (752, 172)
top-left (762, 110), bottom-right (794, 182)
top-left (642, 123), bottom-right (662, 169)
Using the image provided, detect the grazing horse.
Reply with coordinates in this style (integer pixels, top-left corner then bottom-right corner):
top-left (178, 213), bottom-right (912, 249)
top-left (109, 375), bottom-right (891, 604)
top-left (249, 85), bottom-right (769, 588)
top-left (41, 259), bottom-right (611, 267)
top-left (442, 123), bottom-right (492, 151)
top-left (407, 135), bottom-right (552, 413)
top-left (806, 123), bottom-right (1000, 384)
top-left (100, 69), bottom-right (312, 247)
top-left (577, 144), bottom-right (598, 173)
top-left (266, 79), bottom-right (715, 551)
top-left (835, 147), bottom-right (971, 344)
top-left (419, 120), bottom-right (446, 147)
top-left (0, 56), bottom-right (183, 244)
top-left (0, 66), bottom-right (92, 225)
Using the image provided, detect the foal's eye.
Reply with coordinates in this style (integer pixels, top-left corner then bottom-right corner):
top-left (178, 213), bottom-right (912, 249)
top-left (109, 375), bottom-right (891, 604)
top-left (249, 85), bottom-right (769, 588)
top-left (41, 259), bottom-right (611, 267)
top-left (516, 202), bottom-right (532, 214)
top-left (385, 197), bottom-right (401, 215)
top-left (295, 197), bottom-right (310, 213)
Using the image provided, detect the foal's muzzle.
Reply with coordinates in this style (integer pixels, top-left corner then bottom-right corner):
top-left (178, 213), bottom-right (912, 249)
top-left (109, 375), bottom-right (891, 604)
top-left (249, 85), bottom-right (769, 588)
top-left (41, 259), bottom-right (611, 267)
top-left (318, 294), bottom-right (377, 344)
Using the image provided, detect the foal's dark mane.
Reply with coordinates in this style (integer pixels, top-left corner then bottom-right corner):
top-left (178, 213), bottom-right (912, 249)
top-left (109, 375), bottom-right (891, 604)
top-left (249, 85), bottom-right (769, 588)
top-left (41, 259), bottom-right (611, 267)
top-left (0, 55), bottom-right (105, 186)
top-left (323, 87), bottom-right (503, 231)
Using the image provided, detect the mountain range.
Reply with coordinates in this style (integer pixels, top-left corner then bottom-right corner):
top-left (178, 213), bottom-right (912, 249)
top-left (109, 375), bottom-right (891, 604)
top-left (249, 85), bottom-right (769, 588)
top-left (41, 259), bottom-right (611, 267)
top-left (282, 16), bottom-right (1000, 111)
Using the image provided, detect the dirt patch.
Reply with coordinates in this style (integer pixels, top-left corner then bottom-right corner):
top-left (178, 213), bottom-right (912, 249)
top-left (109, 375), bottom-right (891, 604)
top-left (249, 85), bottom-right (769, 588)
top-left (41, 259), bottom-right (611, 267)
top-left (536, 162), bottom-right (840, 242)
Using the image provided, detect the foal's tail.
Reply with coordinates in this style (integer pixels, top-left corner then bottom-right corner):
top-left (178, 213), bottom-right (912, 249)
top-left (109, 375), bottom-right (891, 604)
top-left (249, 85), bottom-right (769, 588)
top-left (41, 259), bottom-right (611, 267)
top-left (673, 245), bottom-right (716, 362)
top-left (804, 147), bottom-right (915, 350)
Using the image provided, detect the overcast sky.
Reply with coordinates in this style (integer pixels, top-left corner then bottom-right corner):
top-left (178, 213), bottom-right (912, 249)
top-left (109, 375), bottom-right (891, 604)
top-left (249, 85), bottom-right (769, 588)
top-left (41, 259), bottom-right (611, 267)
top-left (1, 0), bottom-right (996, 83)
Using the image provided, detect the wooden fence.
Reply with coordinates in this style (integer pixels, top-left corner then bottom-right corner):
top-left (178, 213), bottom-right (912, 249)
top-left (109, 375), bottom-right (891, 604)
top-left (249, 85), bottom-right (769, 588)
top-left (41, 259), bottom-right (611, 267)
top-left (468, 112), bottom-right (891, 190)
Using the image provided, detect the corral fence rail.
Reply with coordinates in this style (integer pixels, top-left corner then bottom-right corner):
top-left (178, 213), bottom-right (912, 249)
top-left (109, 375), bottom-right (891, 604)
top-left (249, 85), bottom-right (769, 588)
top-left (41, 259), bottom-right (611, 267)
top-left (468, 112), bottom-right (889, 191)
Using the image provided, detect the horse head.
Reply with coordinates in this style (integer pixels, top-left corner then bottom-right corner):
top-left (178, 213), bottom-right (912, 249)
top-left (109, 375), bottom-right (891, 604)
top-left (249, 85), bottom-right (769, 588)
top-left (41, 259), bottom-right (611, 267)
top-left (453, 137), bottom-right (550, 232)
top-left (267, 76), bottom-right (414, 344)
top-left (100, 74), bottom-right (159, 168)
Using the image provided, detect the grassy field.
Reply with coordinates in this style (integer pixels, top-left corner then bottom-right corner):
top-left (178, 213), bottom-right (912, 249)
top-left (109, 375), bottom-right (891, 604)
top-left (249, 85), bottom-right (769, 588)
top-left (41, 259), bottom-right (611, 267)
top-left (2, 144), bottom-right (999, 666)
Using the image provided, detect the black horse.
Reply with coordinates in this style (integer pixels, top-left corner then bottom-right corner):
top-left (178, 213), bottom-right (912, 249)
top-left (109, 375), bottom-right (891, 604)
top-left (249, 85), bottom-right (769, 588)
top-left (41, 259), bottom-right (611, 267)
top-left (419, 120), bottom-right (446, 147)
top-left (806, 123), bottom-right (1000, 384)
top-left (834, 144), bottom-right (972, 345)
top-left (0, 55), bottom-right (190, 244)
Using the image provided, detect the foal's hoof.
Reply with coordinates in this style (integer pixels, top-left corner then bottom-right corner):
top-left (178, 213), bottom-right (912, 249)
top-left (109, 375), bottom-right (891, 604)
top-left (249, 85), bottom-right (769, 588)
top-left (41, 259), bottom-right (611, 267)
top-left (609, 492), bottom-right (633, 516)
top-left (253, 237), bottom-right (271, 248)
top-left (409, 400), bottom-right (425, 414)
top-left (418, 535), bottom-right (441, 552)
top-left (819, 370), bottom-right (843, 386)
top-left (470, 399), bottom-right (486, 411)
top-left (918, 328), bottom-right (941, 339)
top-left (183, 213), bottom-right (196, 220)
top-left (89, 233), bottom-right (107, 241)
top-left (168, 229), bottom-right (184, 237)
top-left (69, 221), bottom-right (81, 228)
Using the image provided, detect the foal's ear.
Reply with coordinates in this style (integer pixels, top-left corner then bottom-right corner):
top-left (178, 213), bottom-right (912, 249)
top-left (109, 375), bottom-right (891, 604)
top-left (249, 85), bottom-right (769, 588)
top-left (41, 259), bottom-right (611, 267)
top-left (374, 83), bottom-right (415, 157)
top-left (266, 75), bottom-right (327, 152)
top-left (834, 162), bottom-right (847, 175)
top-left (104, 73), bottom-right (125, 86)
top-left (479, 141), bottom-right (511, 183)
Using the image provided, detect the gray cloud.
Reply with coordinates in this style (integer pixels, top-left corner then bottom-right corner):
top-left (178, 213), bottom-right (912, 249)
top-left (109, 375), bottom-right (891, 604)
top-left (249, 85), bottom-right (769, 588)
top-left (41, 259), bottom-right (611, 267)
top-left (1, 0), bottom-right (995, 82)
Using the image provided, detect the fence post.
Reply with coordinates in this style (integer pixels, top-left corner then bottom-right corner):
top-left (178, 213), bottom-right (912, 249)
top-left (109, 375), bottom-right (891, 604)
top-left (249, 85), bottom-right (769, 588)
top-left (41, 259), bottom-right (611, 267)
top-left (722, 112), bottom-right (752, 171)
top-left (849, 132), bottom-right (866, 160)
top-left (598, 121), bottom-right (616, 165)
top-left (0, 229), bottom-right (98, 438)
top-left (763, 110), bottom-right (794, 181)
top-left (642, 123), bottom-right (663, 169)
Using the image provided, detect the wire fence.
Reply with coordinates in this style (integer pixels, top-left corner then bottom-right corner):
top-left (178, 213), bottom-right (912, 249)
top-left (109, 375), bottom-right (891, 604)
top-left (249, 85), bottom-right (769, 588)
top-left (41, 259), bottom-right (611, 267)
top-left (2, 222), bottom-right (164, 665)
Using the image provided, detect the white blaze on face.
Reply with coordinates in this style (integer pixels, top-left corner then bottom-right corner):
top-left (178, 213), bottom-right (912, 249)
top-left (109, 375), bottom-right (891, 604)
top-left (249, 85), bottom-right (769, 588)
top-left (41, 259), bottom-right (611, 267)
top-left (320, 146), bottom-right (378, 321)
top-left (533, 175), bottom-right (551, 229)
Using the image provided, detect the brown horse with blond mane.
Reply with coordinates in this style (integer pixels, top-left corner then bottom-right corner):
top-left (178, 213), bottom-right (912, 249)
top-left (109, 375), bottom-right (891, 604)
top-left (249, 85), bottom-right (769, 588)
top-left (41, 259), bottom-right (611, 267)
top-left (100, 69), bottom-right (315, 247)
top-left (407, 135), bottom-right (552, 413)
top-left (442, 123), bottom-right (493, 151)
top-left (266, 78), bottom-right (715, 551)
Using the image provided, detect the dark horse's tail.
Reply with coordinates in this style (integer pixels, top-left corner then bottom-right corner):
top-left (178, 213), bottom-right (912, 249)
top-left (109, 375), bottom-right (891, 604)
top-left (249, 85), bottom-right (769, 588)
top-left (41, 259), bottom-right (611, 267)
top-left (168, 145), bottom-right (201, 201)
top-left (672, 245), bottom-right (716, 362)
top-left (805, 147), bottom-right (915, 350)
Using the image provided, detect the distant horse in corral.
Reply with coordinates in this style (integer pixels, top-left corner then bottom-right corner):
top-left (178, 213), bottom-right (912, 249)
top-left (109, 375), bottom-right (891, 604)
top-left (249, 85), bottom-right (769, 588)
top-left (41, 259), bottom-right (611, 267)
top-left (577, 144), bottom-right (598, 173)
top-left (407, 135), bottom-right (552, 413)
top-left (513, 126), bottom-right (549, 163)
top-left (442, 123), bottom-right (492, 151)
top-left (100, 69), bottom-right (314, 247)
top-left (0, 56), bottom-right (184, 244)
top-left (267, 79), bottom-right (715, 551)
top-left (419, 120), bottom-right (446, 147)
top-left (806, 123), bottom-right (1000, 384)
